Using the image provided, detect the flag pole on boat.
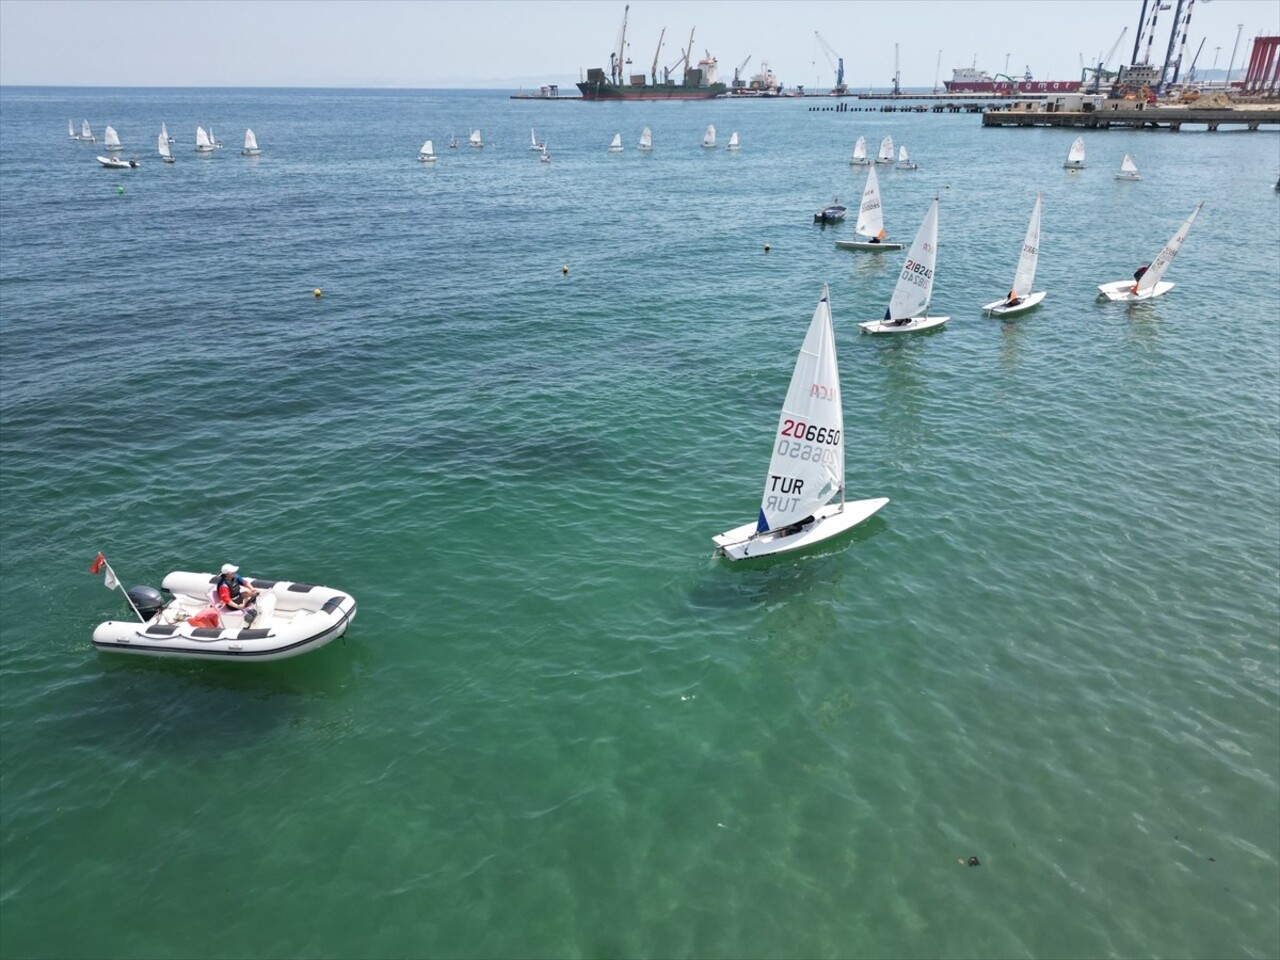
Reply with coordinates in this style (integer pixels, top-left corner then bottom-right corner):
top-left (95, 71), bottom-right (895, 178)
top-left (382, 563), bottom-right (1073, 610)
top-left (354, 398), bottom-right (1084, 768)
top-left (90, 551), bottom-right (145, 621)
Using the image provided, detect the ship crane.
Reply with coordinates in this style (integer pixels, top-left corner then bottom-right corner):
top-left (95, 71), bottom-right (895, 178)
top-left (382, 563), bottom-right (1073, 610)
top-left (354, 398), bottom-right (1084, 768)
top-left (650, 26), bottom-right (666, 85)
top-left (733, 55), bottom-right (752, 88)
top-left (814, 31), bottom-right (846, 95)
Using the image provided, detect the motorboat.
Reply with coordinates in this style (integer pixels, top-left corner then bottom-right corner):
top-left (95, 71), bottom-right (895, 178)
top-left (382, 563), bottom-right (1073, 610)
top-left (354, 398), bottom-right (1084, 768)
top-left (92, 570), bottom-right (357, 661)
top-left (97, 155), bottom-right (139, 168)
top-left (814, 203), bottom-right (848, 223)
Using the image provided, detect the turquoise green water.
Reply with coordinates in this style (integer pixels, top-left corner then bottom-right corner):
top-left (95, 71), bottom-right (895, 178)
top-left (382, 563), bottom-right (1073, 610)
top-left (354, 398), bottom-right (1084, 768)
top-left (1, 87), bottom-right (1277, 959)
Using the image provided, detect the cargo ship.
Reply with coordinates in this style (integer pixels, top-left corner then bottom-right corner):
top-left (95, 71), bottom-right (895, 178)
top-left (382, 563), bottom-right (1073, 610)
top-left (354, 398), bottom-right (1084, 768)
top-left (577, 5), bottom-right (726, 101)
top-left (944, 66), bottom-right (1083, 94)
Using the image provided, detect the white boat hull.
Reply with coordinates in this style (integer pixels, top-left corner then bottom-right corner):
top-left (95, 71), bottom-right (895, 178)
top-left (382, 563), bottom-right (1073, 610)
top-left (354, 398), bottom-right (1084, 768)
top-left (92, 571), bottom-right (357, 662)
top-left (713, 498), bottom-right (889, 561)
top-left (417, 155), bottom-right (436, 162)
top-left (859, 315), bottom-right (950, 334)
top-left (1097, 280), bottom-right (1175, 301)
top-left (835, 239), bottom-right (904, 251)
top-left (1115, 173), bottom-right (1141, 180)
top-left (96, 156), bottom-right (138, 169)
top-left (983, 290), bottom-right (1047, 316)
top-left (1064, 161), bottom-right (1085, 169)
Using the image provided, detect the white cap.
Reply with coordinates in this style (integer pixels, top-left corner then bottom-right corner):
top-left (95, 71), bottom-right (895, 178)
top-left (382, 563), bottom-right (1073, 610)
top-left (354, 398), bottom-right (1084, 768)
top-left (221, 563), bottom-right (239, 574)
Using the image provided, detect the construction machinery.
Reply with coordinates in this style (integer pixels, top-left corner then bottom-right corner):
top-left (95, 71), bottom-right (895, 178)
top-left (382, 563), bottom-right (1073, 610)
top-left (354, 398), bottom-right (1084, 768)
top-left (814, 32), bottom-right (846, 95)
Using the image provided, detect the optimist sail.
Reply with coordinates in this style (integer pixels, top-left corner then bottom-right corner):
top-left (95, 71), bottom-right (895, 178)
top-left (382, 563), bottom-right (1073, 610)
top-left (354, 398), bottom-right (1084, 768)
top-left (702, 124), bottom-right (716, 147)
top-left (639, 126), bottom-right (652, 150)
top-left (850, 136), bottom-right (868, 163)
top-left (854, 165), bottom-right (887, 240)
top-left (1065, 136), bottom-right (1085, 167)
top-left (876, 135), bottom-right (894, 163)
top-left (756, 284), bottom-right (845, 534)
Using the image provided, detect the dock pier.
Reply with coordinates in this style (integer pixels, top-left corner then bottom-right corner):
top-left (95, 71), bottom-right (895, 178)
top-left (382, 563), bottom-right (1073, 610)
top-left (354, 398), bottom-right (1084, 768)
top-left (982, 103), bottom-right (1280, 131)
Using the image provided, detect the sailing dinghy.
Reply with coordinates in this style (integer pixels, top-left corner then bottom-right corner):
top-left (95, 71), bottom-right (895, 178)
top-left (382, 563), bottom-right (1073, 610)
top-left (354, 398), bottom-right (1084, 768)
top-left (702, 124), bottom-right (716, 148)
top-left (983, 193), bottom-right (1045, 316)
top-left (1064, 136), bottom-right (1085, 169)
top-left (836, 165), bottom-right (904, 251)
top-left (81, 120), bottom-right (95, 142)
top-left (242, 128), bottom-right (261, 156)
top-left (726, 131), bottom-right (740, 151)
top-left (1115, 153), bottom-right (1141, 180)
top-left (69, 119), bottom-right (79, 140)
top-left (417, 139), bottom-right (437, 162)
top-left (1097, 202), bottom-right (1203, 302)
top-left (875, 135), bottom-right (894, 164)
top-left (157, 128), bottom-right (174, 163)
top-left (608, 132), bottom-right (623, 152)
top-left (849, 136), bottom-right (870, 165)
top-left (895, 145), bottom-right (918, 170)
top-left (540, 141), bottom-right (550, 163)
top-left (195, 126), bottom-right (215, 153)
top-left (103, 125), bottom-right (122, 152)
top-left (530, 128), bottom-right (544, 151)
top-left (639, 127), bottom-right (653, 151)
top-left (469, 129), bottom-right (483, 148)
top-left (713, 284), bottom-right (888, 561)
top-left (860, 197), bottom-right (949, 334)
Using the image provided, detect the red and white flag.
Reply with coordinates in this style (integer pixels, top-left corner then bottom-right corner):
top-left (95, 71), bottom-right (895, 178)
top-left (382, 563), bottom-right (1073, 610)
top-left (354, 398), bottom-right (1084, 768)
top-left (90, 552), bottom-right (120, 590)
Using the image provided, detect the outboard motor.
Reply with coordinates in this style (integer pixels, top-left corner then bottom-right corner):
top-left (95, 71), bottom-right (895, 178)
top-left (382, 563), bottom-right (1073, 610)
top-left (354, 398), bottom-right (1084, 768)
top-left (126, 585), bottom-right (165, 621)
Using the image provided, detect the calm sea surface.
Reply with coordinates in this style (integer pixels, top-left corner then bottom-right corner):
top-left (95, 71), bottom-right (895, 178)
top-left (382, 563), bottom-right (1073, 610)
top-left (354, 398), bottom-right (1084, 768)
top-left (1, 86), bottom-right (1277, 960)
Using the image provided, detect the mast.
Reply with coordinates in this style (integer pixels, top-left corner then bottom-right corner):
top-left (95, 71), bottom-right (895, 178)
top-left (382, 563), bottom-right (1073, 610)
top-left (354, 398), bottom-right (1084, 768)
top-left (651, 26), bottom-right (665, 85)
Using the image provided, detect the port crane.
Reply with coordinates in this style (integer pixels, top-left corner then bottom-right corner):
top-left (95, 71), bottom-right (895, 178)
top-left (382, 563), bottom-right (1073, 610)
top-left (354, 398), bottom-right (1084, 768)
top-left (814, 32), bottom-right (846, 95)
top-left (1086, 27), bottom-right (1128, 93)
top-left (650, 26), bottom-right (666, 85)
top-left (732, 54), bottom-right (752, 89)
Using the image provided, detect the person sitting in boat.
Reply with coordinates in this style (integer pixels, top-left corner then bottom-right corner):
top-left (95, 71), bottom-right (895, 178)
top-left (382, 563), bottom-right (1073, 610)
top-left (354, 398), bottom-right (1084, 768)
top-left (216, 563), bottom-right (258, 622)
top-left (1130, 263), bottom-right (1149, 294)
top-left (869, 236), bottom-right (881, 244)
top-left (1005, 289), bottom-right (1023, 307)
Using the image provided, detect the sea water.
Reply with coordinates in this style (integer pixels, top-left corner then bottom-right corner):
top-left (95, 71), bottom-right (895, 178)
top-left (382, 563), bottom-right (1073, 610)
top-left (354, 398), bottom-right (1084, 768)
top-left (1, 87), bottom-right (1277, 959)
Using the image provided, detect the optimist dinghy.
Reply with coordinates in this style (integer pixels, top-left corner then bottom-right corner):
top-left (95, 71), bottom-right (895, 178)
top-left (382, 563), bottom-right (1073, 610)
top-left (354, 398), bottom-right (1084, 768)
top-left (713, 284), bottom-right (888, 561)
top-left (835, 165), bottom-right (904, 251)
top-left (1097, 202), bottom-right (1202, 302)
top-left (860, 197), bottom-right (949, 334)
top-left (1064, 136), bottom-right (1086, 169)
top-left (1115, 153), bottom-right (1141, 180)
top-left (93, 570), bottom-right (357, 661)
top-left (983, 192), bottom-right (1046, 317)
top-left (849, 136), bottom-right (870, 165)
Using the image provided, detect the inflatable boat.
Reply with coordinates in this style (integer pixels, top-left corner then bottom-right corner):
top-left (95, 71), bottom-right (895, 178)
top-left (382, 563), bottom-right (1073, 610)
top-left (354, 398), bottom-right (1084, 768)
top-left (93, 571), bottom-right (357, 661)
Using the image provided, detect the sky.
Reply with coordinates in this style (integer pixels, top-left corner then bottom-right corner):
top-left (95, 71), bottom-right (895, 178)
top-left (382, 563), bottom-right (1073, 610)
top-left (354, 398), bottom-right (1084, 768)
top-left (0, 0), bottom-right (1275, 89)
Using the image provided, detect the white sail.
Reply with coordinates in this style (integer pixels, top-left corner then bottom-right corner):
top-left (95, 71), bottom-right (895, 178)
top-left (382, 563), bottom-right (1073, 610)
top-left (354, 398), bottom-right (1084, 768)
top-left (850, 136), bottom-right (867, 164)
top-left (469, 129), bottom-right (483, 147)
top-left (702, 124), bottom-right (716, 148)
top-left (195, 126), bottom-right (213, 152)
top-left (242, 129), bottom-right (260, 155)
top-left (854, 165), bottom-right (887, 240)
top-left (103, 125), bottom-right (121, 150)
top-left (530, 128), bottom-right (541, 150)
top-left (726, 131), bottom-right (740, 150)
top-left (1117, 153), bottom-right (1140, 179)
top-left (756, 284), bottom-right (845, 534)
top-left (158, 129), bottom-right (173, 161)
top-left (639, 126), bottom-right (652, 150)
top-left (1065, 136), bottom-right (1085, 167)
top-left (160, 121), bottom-right (171, 142)
top-left (1010, 193), bottom-right (1042, 299)
top-left (898, 145), bottom-right (908, 162)
top-left (69, 119), bottom-right (78, 139)
top-left (81, 120), bottom-right (93, 141)
top-left (885, 198), bottom-right (940, 321)
top-left (1136, 202), bottom-right (1202, 294)
top-left (608, 132), bottom-right (623, 152)
top-left (541, 141), bottom-right (550, 162)
top-left (418, 139), bottom-right (435, 160)
top-left (876, 135), bottom-right (894, 163)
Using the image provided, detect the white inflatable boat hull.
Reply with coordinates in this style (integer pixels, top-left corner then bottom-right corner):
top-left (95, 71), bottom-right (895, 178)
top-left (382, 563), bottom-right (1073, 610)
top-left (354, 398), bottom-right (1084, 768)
top-left (93, 571), bottom-right (357, 661)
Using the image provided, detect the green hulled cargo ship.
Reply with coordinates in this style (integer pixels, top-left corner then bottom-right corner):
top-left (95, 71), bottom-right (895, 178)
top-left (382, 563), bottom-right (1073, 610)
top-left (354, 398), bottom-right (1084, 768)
top-left (577, 5), bottom-right (726, 101)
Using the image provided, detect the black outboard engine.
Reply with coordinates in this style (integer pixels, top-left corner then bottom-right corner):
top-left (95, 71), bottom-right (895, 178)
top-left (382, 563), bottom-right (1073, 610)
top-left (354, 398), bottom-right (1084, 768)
top-left (126, 585), bottom-right (165, 621)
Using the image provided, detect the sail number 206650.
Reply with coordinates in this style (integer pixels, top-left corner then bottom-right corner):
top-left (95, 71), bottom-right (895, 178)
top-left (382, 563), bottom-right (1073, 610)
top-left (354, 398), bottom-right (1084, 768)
top-left (780, 420), bottom-right (840, 445)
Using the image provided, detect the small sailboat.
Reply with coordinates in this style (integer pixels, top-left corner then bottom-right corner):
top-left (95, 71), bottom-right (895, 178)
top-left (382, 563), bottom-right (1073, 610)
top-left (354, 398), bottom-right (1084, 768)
top-left (417, 139), bottom-right (437, 162)
top-left (157, 128), bottom-right (174, 163)
top-left (208, 127), bottom-right (223, 149)
top-left (875, 135), bottom-right (894, 164)
top-left (530, 128), bottom-right (544, 151)
top-left (1097, 202), bottom-right (1203, 302)
top-left (242, 128), bottom-right (261, 156)
top-left (1064, 136), bottom-right (1085, 169)
top-left (195, 126), bottom-right (215, 153)
top-left (540, 141), bottom-right (550, 163)
top-left (835, 165), bottom-right (904, 251)
top-left (81, 120), bottom-right (95, 143)
top-left (608, 132), bottom-right (623, 152)
top-left (859, 197), bottom-right (949, 334)
top-left (69, 119), bottom-right (79, 141)
top-left (726, 131), bottom-right (740, 151)
top-left (1115, 153), bottom-right (1141, 180)
top-left (713, 284), bottom-right (889, 561)
top-left (702, 124), bottom-right (716, 148)
top-left (469, 129), bottom-right (483, 148)
top-left (103, 125), bottom-right (122, 152)
top-left (895, 145), bottom-right (917, 170)
top-left (449, 134), bottom-right (459, 149)
top-left (849, 136), bottom-right (869, 165)
top-left (639, 126), bottom-right (653, 151)
top-left (983, 193), bottom-right (1045, 317)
